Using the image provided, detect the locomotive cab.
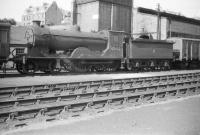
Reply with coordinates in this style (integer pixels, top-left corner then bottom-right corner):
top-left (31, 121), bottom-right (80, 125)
top-left (0, 23), bottom-right (10, 68)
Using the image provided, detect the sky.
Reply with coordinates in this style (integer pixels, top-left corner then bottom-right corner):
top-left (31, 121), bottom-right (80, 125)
top-left (0, 0), bottom-right (200, 22)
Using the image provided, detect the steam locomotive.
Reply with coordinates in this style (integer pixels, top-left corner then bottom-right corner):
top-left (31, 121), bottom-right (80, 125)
top-left (0, 22), bottom-right (196, 74)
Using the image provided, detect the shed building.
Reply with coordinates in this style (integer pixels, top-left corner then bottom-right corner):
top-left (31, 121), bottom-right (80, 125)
top-left (133, 7), bottom-right (200, 40)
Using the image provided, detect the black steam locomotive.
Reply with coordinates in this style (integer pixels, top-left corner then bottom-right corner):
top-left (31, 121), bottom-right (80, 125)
top-left (1, 22), bottom-right (197, 74)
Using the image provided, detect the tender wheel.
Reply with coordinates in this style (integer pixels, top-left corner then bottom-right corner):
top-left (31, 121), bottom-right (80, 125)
top-left (73, 63), bottom-right (87, 73)
top-left (44, 62), bottom-right (61, 74)
top-left (16, 62), bottom-right (36, 74)
top-left (44, 62), bottom-right (54, 74)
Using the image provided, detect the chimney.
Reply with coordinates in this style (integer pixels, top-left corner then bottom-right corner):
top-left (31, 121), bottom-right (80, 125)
top-left (131, 0), bottom-right (134, 34)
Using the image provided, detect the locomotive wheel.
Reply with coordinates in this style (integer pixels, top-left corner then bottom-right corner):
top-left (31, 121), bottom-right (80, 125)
top-left (17, 63), bottom-right (28, 74)
top-left (16, 63), bottom-right (24, 74)
top-left (16, 63), bottom-right (35, 74)
top-left (63, 63), bottom-right (73, 72)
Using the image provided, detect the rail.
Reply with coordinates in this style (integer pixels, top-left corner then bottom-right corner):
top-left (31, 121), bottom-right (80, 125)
top-left (0, 72), bottom-right (200, 130)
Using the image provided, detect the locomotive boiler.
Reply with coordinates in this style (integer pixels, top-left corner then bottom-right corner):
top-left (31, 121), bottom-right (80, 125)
top-left (28, 23), bottom-right (108, 51)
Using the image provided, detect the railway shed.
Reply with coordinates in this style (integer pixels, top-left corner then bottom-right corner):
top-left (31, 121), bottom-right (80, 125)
top-left (133, 7), bottom-right (200, 40)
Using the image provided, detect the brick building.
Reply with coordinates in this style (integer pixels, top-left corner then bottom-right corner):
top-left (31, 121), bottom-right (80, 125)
top-left (22, 1), bottom-right (69, 26)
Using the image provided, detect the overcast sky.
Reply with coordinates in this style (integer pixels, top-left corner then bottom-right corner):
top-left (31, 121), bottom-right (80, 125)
top-left (0, 0), bottom-right (200, 22)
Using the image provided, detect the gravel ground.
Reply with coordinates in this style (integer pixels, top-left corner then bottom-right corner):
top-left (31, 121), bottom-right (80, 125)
top-left (1, 70), bottom-right (200, 88)
top-left (3, 95), bottom-right (200, 135)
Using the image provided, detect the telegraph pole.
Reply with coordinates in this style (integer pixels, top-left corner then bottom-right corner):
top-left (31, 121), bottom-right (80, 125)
top-left (72, 0), bottom-right (77, 25)
top-left (157, 3), bottom-right (161, 40)
top-left (131, 0), bottom-right (134, 34)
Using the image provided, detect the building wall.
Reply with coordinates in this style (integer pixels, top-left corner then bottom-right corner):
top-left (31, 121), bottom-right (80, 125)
top-left (77, 1), bottom-right (99, 32)
top-left (76, 0), bottom-right (132, 33)
top-left (111, 4), bottom-right (131, 33)
top-left (99, 1), bottom-right (132, 33)
top-left (133, 10), bottom-right (167, 40)
top-left (168, 20), bottom-right (200, 39)
top-left (22, 2), bottom-right (66, 26)
top-left (45, 2), bottom-right (63, 25)
top-left (22, 7), bottom-right (46, 26)
top-left (133, 8), bottom-right (200, 40)
top-left (99, 2), bottom-right (112, 31)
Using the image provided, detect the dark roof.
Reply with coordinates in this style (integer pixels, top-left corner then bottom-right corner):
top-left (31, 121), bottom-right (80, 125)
top-left (0, 22), bottom-right (11, 28)
top-left (76, 0), bottom-right (132, 7)
top-left (137, 7), bottom-right (200, 26)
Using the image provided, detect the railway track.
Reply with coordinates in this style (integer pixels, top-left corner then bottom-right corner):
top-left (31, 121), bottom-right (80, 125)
top-left (0, 71), bottom-right (200, 130)
top-left (0, 70), bottom-right (127, 78)
top-left (0, 69), bottom-right (186, 78)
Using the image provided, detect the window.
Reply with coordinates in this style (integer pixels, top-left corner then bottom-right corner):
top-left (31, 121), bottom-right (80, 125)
top-left (16, 48), bottom-right (25, 55)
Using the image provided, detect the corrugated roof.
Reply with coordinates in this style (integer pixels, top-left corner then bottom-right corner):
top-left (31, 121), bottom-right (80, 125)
top-left (137, 7), bottom-right (200, 26)
top-left (76, 0), bottom-right (132, 7)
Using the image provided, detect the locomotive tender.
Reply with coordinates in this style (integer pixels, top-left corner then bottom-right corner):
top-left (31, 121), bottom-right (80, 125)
top-left (0, 22), bottom-right (174, 74)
